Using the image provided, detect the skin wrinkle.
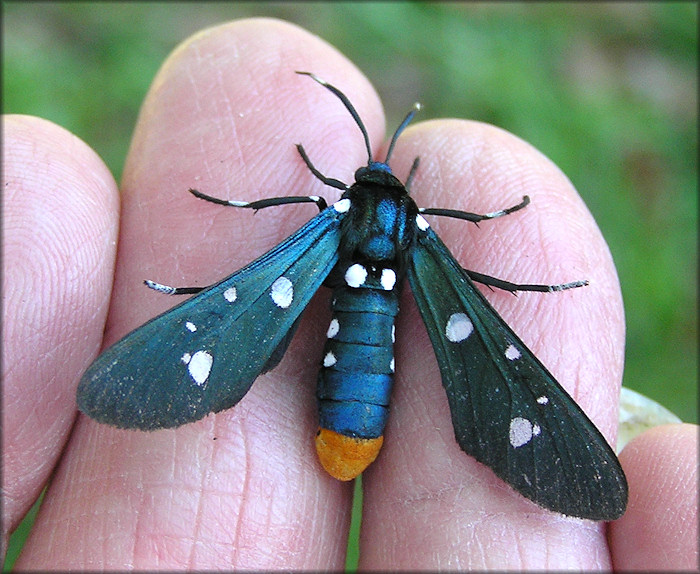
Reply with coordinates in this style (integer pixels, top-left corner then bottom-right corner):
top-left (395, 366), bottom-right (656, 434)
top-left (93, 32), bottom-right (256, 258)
top-left (8, 233), bottom-right (61, 330)
top-left (390, 471), bottom-right (481, 510)
top-left (228, 415), bottom-right (250, 567)
top-left (210, 84), bottom-right (245, 182)
top-left (191, 418), bottom-right (237, 567)
top-left (130, 462), bottom-right (146, 568)
top-left (406, 121), bottom-right (489, 210)
top-left (252, 480), bottom-right (286, 564)
top-left (512, 522), bottom-right (532, 568)
top-left (213, 67), bottom-right (236, 147)
top-left (185, 431), bottom-right (211, 569)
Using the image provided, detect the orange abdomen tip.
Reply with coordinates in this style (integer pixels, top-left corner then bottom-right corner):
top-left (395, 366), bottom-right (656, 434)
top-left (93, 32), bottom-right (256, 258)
top-left (315, 428), bottom-right (384, 481)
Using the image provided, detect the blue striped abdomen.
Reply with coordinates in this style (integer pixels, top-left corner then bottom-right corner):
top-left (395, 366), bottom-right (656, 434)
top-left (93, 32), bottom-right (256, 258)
top-left (316, 275), bottom-right (399, 480)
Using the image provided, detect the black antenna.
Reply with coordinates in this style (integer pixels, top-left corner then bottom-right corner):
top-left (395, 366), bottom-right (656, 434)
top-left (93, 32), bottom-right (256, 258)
top-left (384, 103), bottom-right (421, 164)
top-left (296, 71), bottom-right (373, 164)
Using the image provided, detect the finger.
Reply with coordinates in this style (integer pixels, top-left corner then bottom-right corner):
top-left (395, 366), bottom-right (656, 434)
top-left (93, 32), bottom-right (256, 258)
top-left (1, 116), bottom-right (118, 546)
top-left (360, 120), bottom-right (625, 569)
top-left (18, 19), bottom-right (383, 570)
top-left (610, 423), bottom-right (698, 571)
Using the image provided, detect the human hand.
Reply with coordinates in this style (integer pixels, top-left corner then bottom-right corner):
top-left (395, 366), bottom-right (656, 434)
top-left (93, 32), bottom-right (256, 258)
top-left (4, 18), bottom-right (697, 570)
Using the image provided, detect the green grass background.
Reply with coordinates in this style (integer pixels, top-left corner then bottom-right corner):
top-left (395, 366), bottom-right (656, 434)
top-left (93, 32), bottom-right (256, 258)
top-left (3, 2), bottom-right (696, 570)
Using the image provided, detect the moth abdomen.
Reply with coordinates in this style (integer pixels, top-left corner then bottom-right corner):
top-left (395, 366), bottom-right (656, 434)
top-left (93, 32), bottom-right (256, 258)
top-left (315, 270), bottom-right (399, 480)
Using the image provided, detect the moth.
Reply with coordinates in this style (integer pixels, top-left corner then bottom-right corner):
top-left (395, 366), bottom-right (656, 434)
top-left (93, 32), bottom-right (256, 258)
top-left (78, 72), bottom-right (627, 520)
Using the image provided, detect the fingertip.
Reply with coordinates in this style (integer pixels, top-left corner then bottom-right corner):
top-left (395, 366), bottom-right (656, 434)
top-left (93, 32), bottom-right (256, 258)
top-left (2, 114), bottom-right (118, 526)
top-left (611, 423), bottom-right (698, 570)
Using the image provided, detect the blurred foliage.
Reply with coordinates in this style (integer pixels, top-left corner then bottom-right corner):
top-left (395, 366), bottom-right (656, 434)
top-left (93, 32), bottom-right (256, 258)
top-left (3, 2), bottom-right (696, 570)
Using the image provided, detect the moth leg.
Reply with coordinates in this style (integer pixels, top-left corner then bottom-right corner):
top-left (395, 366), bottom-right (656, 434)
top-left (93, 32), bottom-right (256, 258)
top-left (143, 280), bottom-right (206, 296)
top-left (405, 157), bottom-right (420, 191)
top-left (295, 144), bottom-right (349, 191)
top-left (465, 269), bottom-right (588, 293)
top-left (421, 195), bottom-right (530, 223)
top-left (189, 188), bottom-right (328, 213)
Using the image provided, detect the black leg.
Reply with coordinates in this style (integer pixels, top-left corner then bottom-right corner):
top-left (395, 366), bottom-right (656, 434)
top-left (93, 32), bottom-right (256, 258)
top-left (421, 195), bottom-right (530, 224)
top-left (405, 157), bottom-right (420, 191)
top-left (295, 144), bottom-right (348, 191)
top-left (189, 187), bottom-right (328, 212)
top-left (144, 280), bottom-right (206, 296)
top-left (465, 269), bottom-right (588, 294)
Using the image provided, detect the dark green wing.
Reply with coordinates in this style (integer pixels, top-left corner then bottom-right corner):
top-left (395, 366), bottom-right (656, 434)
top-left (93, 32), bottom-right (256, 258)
top-left (407, 225), bottom-right (627, 520)
top-left (78, 207), bottom-right (344, 430)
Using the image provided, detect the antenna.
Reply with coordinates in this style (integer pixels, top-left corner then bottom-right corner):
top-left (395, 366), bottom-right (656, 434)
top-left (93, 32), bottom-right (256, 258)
top-left (296, 71), bottom-right (373, 164)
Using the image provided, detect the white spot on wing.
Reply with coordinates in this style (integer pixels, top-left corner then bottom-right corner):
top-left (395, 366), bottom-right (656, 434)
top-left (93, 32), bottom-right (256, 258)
top-left (181, 353), bottom-right (192, 364)
top-left (187, 350), bottom-right (213, 386)
top-left (270, 276), bottom-right (294, 308)
top-left (323, 352), bottom-right (336, 367)
top-left (537, 396), bottom-right (549, 405)
top-left (327, 318), bottom-right (340, 338)
top-left (333, 198), bottom-right (351, 213)
top-left (380, 268), bottom-right (397, 291)
top-left (185, 321), bottom-right (197, 332)
top-left (445, 313), bottom-right (473, 343)
top-left (416, 214), bottom-right (430, 231)
top-left (391, 324), bottom-right (396, 343)
top-left (223, 286), bottom-right (237, 303)
top-left (345, 263), bottom-right (368, 288)
top-left (505, 344), bottom-right (521, 361)
top-left (509, 416), bottom-right (538, 448)
top-left (389, 357), bottom-right (395, 373)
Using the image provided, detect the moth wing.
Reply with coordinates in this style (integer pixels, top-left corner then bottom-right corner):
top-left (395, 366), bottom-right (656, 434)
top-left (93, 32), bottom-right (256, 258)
top-left (407, 226), bottom-right (627, 520)
top-left (78, 208), bottom-right (344, 430)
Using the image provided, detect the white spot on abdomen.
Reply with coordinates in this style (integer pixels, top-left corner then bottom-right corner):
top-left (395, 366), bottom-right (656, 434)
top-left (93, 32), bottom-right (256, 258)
top-left (380, 268), bottom-right (397, 291)
top-left (327, 318), bottom-right (340, 338)
top-left (345, 263), bottom-right (368, 288)
top-left (223, 286), bottom-right (237, 303)
top-left (183, 350), bottom-right (213, 386)
top-left (509, 416), bottom-right (540, 448)
top-left (323, 352), bottom-right (337, 367)
top-left (445, 313), bottom-right (473, 343)
top-left (270, 276), bottom-right (294, 308)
